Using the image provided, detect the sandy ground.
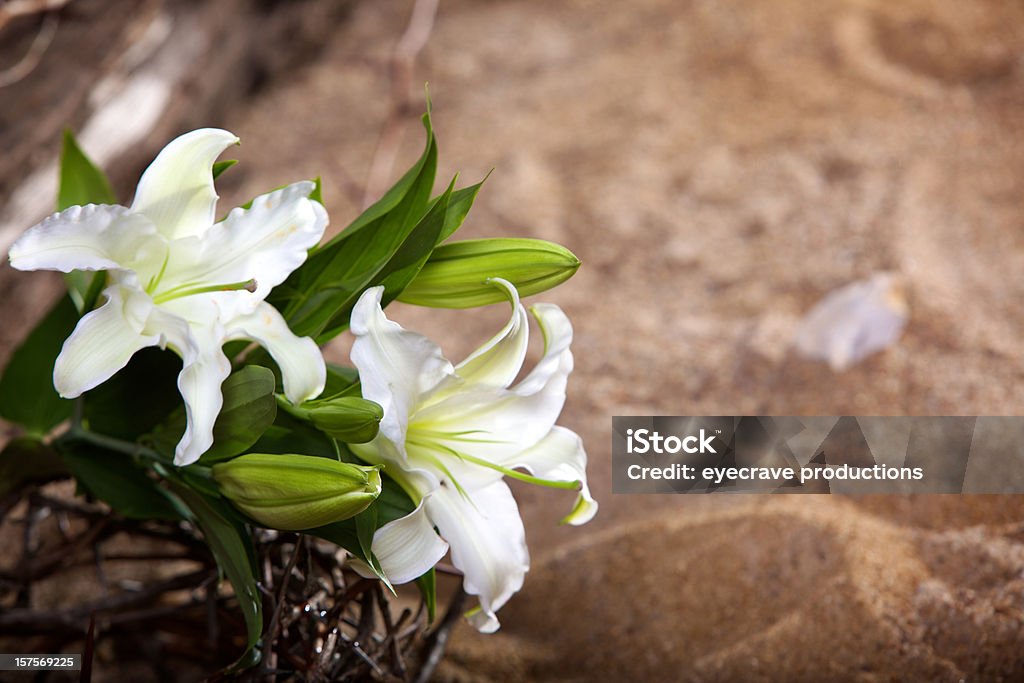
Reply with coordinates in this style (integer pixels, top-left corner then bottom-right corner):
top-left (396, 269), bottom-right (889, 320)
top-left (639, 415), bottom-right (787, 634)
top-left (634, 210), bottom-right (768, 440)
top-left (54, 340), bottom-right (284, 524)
top-left (3, 0), bottom-right (1024, 680)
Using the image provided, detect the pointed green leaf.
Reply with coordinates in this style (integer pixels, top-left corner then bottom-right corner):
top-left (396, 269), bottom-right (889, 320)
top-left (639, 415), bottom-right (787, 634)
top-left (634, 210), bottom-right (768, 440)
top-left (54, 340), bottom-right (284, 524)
top-left (83, 347), bottom-right (182, 441)
top-left (0, 295), bottom-right (78, 436)
top-left (170, 482), bottom-right (264, 659)
top-left (416, 568), bottom-right (437, 623)
top-left (436, 179), bottom-right (485, 244)
top-left (57, 440), bottom-right (185, 520)
top-left (58, 130), bottom-right (115, 210)
top-left (201, 366), bottom-right (278, 462)
top-left (268, 112), bottom-right (439, 342)
top-left (212, 159), bottom-right (238, 180)
top-left (312, 179), bottom-right (455, 343)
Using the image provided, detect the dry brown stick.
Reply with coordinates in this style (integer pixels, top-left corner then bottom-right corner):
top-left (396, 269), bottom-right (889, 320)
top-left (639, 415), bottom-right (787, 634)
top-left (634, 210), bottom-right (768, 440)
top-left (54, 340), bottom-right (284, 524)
top-left (0, 10), bottom-right (58, 88)
top-left (264, 535), bottom-right (304, 680)
top-left (362, 0), bottom-right (440, 208)
top-left (413, 589), bottom-right (466, 683)
top-left (0, 568), bottom-right (212, 633)
top-left (0, 0), bottom-right (71, 31)
top-left (375, 583), bottom-right (409, 681)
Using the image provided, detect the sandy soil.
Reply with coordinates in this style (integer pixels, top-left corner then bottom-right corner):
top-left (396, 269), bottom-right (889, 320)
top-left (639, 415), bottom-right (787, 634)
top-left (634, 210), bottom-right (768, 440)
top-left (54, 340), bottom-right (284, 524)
top-left (3, 0), bottom-right (1024, 680)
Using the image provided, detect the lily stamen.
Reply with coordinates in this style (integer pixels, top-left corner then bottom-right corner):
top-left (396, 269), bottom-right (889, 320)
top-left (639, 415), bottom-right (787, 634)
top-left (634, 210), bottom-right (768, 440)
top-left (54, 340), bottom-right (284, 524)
top-left (153, 278), bottom-right (257, 304)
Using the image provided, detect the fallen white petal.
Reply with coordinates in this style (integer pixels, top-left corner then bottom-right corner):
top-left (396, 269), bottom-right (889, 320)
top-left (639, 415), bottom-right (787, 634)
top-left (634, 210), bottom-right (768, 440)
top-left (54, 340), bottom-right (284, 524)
top-left (795, 272), bottom-right (909, 371)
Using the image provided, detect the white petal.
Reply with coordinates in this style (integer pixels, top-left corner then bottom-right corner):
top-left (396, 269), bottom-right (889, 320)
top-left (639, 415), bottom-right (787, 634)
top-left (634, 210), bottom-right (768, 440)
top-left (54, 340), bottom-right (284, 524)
top-left (371, 499), bottom-right (450, 584)
top-left (453, 278), bottom-right (529, 390)
top-left (160, 182), bottom-right (327, 300)
top-left (425, 479), bottom-right (528, 633)
top-left (502, 426), bottom-right (597, 526)
top-left (350, 287), bottom-right (454, 457)
top-left (226, 301), bottom-right (326, 404)
top-left (513, 303), bottom-right (574, 395)
top-left (795, 272), bottom-right (908, 371)
top-left (130, 128), bottom-right (238, 240)
top-left (153, 298), bottom-right (231, 466)
top-left (411, 304), bottom-right (574, 461)
top-left (8, 205), bottom-right (165, 275)
top-left (53, 282), bottom-right (160, 398)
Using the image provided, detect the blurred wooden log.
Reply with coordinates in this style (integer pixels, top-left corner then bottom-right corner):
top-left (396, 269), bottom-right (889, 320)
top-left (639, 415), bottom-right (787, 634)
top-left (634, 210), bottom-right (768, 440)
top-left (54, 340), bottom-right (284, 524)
top-left (0, 0), bottom-right (355, 254)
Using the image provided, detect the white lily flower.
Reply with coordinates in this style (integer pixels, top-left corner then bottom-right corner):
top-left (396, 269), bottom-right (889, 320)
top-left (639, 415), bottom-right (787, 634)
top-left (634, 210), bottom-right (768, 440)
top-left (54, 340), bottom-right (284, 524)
top-left (8, 129), bottom-right (328, 466)
top-left (349, 278), bottom-right (596, 633)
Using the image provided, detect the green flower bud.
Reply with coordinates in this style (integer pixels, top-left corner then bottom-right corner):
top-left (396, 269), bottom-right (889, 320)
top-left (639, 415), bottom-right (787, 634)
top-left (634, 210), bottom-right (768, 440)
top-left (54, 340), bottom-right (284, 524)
top-left (212, 453), bottom-right (381, 530)
top-left (397, 238), bottom-right (580, 308)
top-left (308, 397), bottom-right (384, 443)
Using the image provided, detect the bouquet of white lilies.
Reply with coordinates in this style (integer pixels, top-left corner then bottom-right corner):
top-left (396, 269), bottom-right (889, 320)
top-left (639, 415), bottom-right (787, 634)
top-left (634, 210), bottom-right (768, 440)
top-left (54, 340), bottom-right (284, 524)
top-left (1, 110), bottom-right (595, 673)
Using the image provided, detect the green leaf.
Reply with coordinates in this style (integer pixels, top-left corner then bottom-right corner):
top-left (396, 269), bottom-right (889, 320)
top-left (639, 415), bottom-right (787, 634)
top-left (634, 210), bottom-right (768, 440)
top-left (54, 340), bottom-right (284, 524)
top-left (200, 366), bottom-right (277, 462)
top-left (436, 179), bottom-right (485, 244)
top-left (0, 438), bottom-right (69, 498)
top-left (83, 347), bottom-right (182, 441)
top-left (313, 179), bottom-right (456, 343)
top-left (170, 482), bottom-right (264, 661)
top-left (249, 411), bottom-right (338, 460)
top-left (309, 176), bottom-right (323, 204)
top-left (58, 130), bottom-right (115, 209)
top-left (57, 440), bottom-right (184, 520)
top-left (57, 131), bottom-right (115, 312)
top-left (374, 473), bottom-right (416, 526)
top-left (212, 159), bottom-right (237, 179)
top-left (268, 112), bottom-right (439, 342)
top-left (0, 295), bottom-right (78, 436)
top-left (63, 270), bottom-right (106, 315)
top-left (416, 568), bottom-right (437, 623)
top-left (322, 364), bottom-right (361, 399)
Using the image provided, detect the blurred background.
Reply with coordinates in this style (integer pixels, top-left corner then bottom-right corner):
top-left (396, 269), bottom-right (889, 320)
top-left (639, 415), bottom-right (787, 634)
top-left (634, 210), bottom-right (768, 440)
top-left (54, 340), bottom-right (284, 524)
top-left (2, 0), bottom-right (1023, 680)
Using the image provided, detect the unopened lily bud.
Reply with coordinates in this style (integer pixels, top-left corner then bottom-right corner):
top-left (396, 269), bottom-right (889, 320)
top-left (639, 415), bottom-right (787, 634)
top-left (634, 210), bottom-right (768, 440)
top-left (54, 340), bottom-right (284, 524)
top-left (308, 397), bottom-right (384, 443)
top-left (398, 238), bottom-right (580, 308)
top-left (212, 453), bottom-right (381, 530)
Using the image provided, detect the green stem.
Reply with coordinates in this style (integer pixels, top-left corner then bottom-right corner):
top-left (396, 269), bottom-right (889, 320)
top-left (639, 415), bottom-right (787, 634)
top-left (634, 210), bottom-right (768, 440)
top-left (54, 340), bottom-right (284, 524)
top-left (275, 394), bottom-right (311, 420)
top-left (62, 427), bottom-right (171, 466)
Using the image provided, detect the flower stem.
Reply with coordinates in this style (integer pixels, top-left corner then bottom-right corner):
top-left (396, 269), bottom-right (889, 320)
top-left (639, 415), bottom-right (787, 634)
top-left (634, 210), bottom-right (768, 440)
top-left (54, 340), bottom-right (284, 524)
top-left (61, 427), bottom-right (171, 466)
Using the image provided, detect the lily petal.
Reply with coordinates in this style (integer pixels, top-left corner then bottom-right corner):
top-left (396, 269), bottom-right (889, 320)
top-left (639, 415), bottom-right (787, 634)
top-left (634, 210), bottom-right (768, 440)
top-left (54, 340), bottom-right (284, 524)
top-left (503, 426), bottom-right (597, 525)
top-left (514, 303), bottom-right (574, 396)
top-left (155, 298), bottom-right (231, 466)
top-left (131, 128), bottom-right (238, 240)
top-left (9, 205), bottom-right (165, 274)
top-left (161, 182), bottom-right (327, 299)
top-left (350, 286), bottom-right (454, 458)
top-left (452, 278), bottom-right (529, 390)
top-left (372, 498), bottom-right (450, 584)
top-left (53, 282), bottom-right (160, 398)
top-left (425, 479), bottom-right (528, 633)
top-left (227, 300), bottom-right (326, 404)
top-left (410, 305), bottom-right (574, 461)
